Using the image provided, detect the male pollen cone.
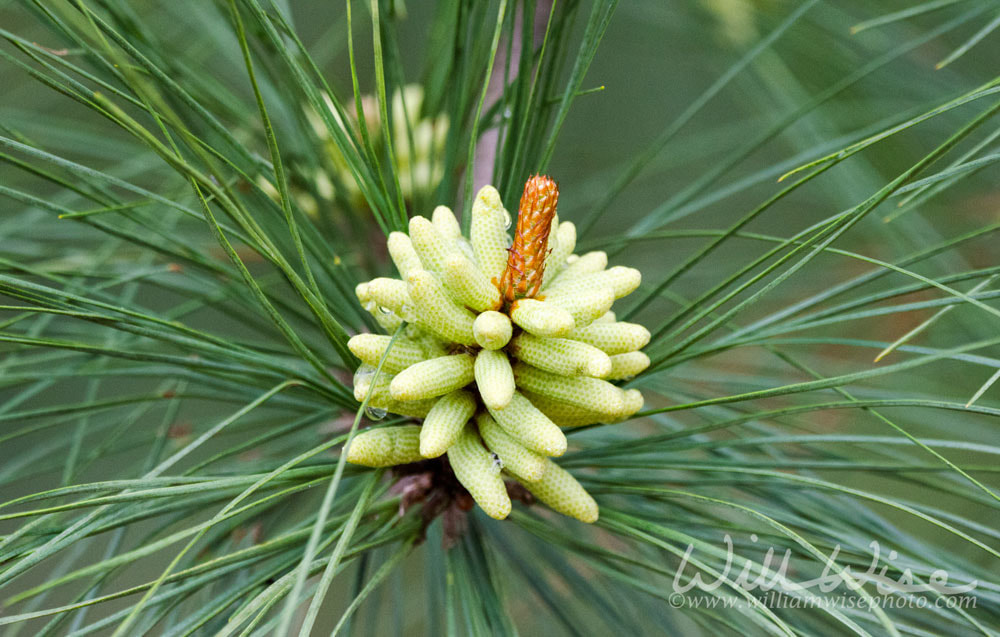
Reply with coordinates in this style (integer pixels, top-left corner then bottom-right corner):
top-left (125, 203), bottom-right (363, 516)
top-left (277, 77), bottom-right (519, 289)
top-left (498, 174), bottom-right (559, 302)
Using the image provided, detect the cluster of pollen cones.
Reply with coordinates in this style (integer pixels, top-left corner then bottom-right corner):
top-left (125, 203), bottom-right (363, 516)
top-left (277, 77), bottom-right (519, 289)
top-left (347, 176), bottom-right (649, 523)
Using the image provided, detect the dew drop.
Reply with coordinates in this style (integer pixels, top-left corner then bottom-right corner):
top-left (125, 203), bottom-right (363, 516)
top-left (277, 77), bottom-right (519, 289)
top-left (501, 207), bottom-right (512, 229)
top-left (377, 305), bottom-right (392, 315)
top-left (504, 234), bottom-right (513, 249)
top-left (365, 405), bottom-right (387, 420)
top-left (489, 452), bottom-right (503, 473)
top-left (353, 363), bottom-right (375, 386)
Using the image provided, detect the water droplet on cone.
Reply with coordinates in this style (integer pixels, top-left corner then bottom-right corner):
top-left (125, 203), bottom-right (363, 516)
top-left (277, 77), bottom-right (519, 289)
top-left (365, 405), bottom-right (387, 420)
top-left (353, 363), bottom-right (375, 386)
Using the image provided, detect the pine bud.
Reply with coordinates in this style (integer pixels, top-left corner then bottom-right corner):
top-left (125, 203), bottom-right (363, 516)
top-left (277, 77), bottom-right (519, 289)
top-left (548, 250), bottom-right (606, 286)
top-left (543, 286), bottom-right (615, 328)
top-left (472, 310), bottom-right (512, 350)
top-left (407, 270), bottom-right (477, 345)
top-left (474, 348), bottom-right (516, 410)
top-left (521, 390), bottom-right (610, 428)
top-left (567, 321), bottom-right (651, 355)
top-left (476, 412), bottom-right (547, 482)
top-left (519, 460), bottom-right (598, 523)
top-left (545, 265), bottom-right (641, 300)
top-left (367, 278), bottom-right (413, 319)
top-left (617, 388), bottom-right (645, 421)
top-left (443, 253), bottom-right (502, 312)
top-left (541, 221), bottom-right (577, 287)
top-left (606, 351), bottom-right (651, 380)
top-left (348, 333), bottom-right (430, 373)
top-left (355, 281), bottom-right (371, 305)
top-left (510, 333), bottom-right (612, 378)
top-left (408, 216), bottom-right (454, 278)
top-left (354, 372), bottom-right (436, 418)
top-left (487, 391), bottom-right (566, 457)
top-left (387, 231), bottom-right (423, 279)
top-left (513, 361), bottom-right (625, 416)
top-left (470, 185), bottom-right (509, 281)
top-left (431, 205), bottom-right (462, 242)
top-left (447, 426), bottom-right (511, 520)
top-left (419, 390), bottom-right (477, 458)
top-left (509, 299), bottom-right (574, 337)
top-left (346, 425), bottom-right (424, 467)
top-left (390, 353), bottom-right (476, 401)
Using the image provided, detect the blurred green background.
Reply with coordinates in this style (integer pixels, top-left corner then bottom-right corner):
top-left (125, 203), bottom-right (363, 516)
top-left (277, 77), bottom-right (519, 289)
top-left (2, 0), bottom-right (999, 634)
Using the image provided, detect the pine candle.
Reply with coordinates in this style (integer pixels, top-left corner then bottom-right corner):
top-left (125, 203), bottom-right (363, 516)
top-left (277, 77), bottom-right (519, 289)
top-left (346, 175), bottom-right (649, 523)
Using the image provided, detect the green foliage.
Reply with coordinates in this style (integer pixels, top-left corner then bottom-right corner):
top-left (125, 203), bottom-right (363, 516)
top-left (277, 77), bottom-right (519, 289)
top-left (1, 0), bottom-right (999, 634)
